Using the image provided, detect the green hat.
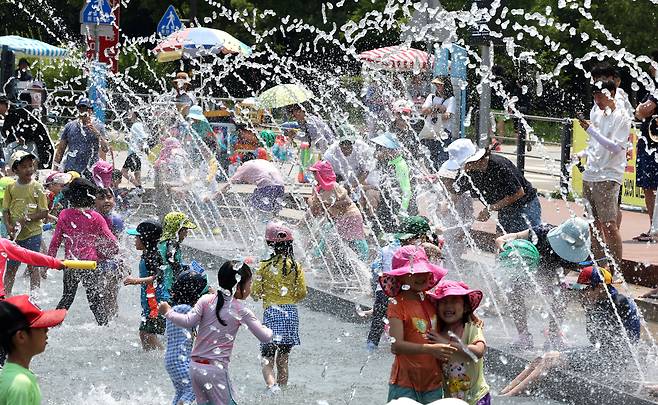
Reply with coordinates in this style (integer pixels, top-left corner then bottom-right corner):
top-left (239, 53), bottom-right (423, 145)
top-left (498, 239), bottom-right (540, 270)
top-left (395, 216), bottom-right (431, 241)
top-left (259, 130), bottom-right (276, 148)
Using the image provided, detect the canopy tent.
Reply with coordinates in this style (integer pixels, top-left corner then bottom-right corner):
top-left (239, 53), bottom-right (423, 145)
top-left (0, 35), bottom-right (68, 58)
top-left (358, 46), bottom-right (432, 72)
top-left (154, 27), bottom-right (252, 62)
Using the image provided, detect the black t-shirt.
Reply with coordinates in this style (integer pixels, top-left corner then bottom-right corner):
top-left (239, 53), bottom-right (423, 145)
top-left (456, 154), bottom-right (537, 210)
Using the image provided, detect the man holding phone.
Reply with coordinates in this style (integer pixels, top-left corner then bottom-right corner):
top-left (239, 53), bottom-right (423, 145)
top-left (53, 98), bottom-right (109, 177)
top-left (575, 81), bottom-right (631, 275)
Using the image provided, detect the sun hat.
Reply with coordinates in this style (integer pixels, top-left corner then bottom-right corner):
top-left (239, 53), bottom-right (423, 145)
top-left (172, 72), bottom-right (191, 84)
top-left (91, 160), bottom-right (114, 188)
top-left (498, 239), bottom-right (540, 270)
top-left (392, 100), bottom-right (412, 114)
top-left (443, 139), bottom-right (476, 171)
top-left (395, 216), bottom-right (431, 241)
top-left (161, 212), bottom-right (197, 241)
top-left (572, 266), bottom-right (612, 290)
top-left (127, 219), bottom-right (163, 244)
top-left (428, 280), bottom-right (483, 311)
top-left (336, 123), bottom-right (359, 143)
top-left (4, 295), bottom-right (67, 329)
top-left (438, 160), bottom-right (458, 179)
top-left (44, 171), bottom-right (73, 186)
top-left (265, 221), bottom-right (294, 242)
top-left (9, 150), bottom-right (36, 170)
top-left (309, 160), bottom-right (337, 192)
top-left (546, 217), bottom-right (591, 263)
top-left (187, 105), bottom-right (207, 122)
top-left (371, 131), bottom-right (401, 150)
top-left (378, 245), bottom-right (448, 297)
top-left (431, 77), bottom-right (446, 85)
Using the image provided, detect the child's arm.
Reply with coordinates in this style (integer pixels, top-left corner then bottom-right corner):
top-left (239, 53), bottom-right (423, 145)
top-left (240, 306), bottom-right (273, 343)
top-left (124, 275), bottom-right (155, 285)
top-left (2, 209), bottom-right (13, 236)
top-left (160, 296), bottom-right (205, 329)
top-left (47, 214), bottom-right (65, 257)
top-left (467, 341), bottom-right (486, 359)
top-left (1, 239), bottom-right (64, 269)
top-left (389, 318), bottom-right (456, 361)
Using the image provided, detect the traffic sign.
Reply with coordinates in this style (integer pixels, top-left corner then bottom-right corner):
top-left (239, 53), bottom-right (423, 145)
top-left (80, 0), bottom-right (115, 25)
top-left (157, 5), bottom-right (183, 37)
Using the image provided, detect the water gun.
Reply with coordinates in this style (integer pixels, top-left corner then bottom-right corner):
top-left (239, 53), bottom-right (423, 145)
top-left (189, 260), bottom-right (210, 294)
top-left (62, 260), bottom-right (97, 270)
top-left (146, 284), bottom-right (159, 318)
top-left (298, 142), bottom-right (312, 183)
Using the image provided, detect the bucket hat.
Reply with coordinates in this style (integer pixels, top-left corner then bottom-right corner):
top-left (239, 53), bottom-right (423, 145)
top-left (378, 245), bottom-right (448, 297)
top-left (265, 221), bottom-right (294, 242)
top-left (187, 105), bottom-right (207, 122)
top-left (444, 138), bottom-right (477, 171)
top-left (428, 280), bottom-right (483, 312)
top-left (309, 160), bottom-right (337, 191)
top-left (371, 131), bottom-right (401, 150)
top-left (546, 217), bottom-right (591, 263)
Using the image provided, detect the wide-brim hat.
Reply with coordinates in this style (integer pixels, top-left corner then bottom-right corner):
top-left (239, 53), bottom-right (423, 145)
top-left (438, 161), bottom-right (458, 179)
top-left (371, 131), bottom-right (401, 149)
top-left (546, 217), bottom-right (591, 263)
top-left (187, 105), bottom-right (207, 121)
top-left (428, 280), bottom-right (483, 311)
top-left (462, 147), bottom-right (487, 166)
top-left (378, 245), bottom-right (448, 297)
top-left (444, 138), bottom-right (476, 170)
top-left (265, 221), bottom-right (294, 242)
top-left (431, 77), bottom-right (446, 85)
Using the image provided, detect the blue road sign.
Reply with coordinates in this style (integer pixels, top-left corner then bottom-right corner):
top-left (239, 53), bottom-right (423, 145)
top-left (157, 5), bottom-right (183, 37)
top-left (80, 0), bottom-right (115, 25)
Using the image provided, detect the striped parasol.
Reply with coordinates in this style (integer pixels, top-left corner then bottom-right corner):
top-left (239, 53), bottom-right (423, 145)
top-left (0, 35), bottom-right (68, 58)
top-left (153, 27), bottom-right (251, 62)
top-left (358, 46), bottom-right (432, 72)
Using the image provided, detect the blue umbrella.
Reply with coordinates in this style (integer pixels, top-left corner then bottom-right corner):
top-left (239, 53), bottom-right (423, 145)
top-left (0, 35), bottom-right (68, 58)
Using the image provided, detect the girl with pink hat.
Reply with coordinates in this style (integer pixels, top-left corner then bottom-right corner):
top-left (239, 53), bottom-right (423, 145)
top-left (307, 160), bottom-right (369, 261)
top-left (427, 280), bottom-right (490, 405)
top-left (381, 245), bottom-right (455, 404)
top-left (252, 221), bottom-right (307, 395)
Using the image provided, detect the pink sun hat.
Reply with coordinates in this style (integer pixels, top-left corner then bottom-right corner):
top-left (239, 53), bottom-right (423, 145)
top-left (91, 160), bottom-right (114, 188)
top-left (378, 245), bottom-right (448, 297)
top-left (265, 221), bottom-right (294, 242)
top-left (309, 160), bottom-right (336, 192)
top-left (428, 280), bottom-right (483, 311)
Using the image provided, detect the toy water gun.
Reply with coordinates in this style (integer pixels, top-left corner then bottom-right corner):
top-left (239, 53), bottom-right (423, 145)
top-left (189, 260), bottom-right (210, 294)
top-left (62, 260), bottom-right (97, 270)
top-left (146, 284), bottom-right (159, 318)
top-left (297, 142), bottom-right (312, 183)
top-left (281, 121), bottom-right (300, 131)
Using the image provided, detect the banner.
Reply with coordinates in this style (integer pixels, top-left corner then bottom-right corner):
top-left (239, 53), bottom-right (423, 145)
top-left (570, 119), bottom-right (646, 208)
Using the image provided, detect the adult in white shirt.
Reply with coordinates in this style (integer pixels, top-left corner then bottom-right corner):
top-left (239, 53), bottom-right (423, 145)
top-left (589, 64), bottom-right (634, 122)
top-left (121, 111), bottom-right (148, 189)
top-left (323, 124), bottom-right (377, 196)
top-left (577, 80), bottom-right (631, 275)
top-left (420, 77), bottom-right (456, 169)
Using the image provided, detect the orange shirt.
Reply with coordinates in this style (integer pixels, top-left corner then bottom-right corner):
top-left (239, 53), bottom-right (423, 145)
top-left (387, 294), bottom-right (443, 392)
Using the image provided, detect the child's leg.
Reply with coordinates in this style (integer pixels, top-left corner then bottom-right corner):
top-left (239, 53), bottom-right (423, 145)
top-left (27, 265), bottom-right (40, 291)
top-left (3, 262), bottom-right (20, 296)
top-left (366, 290), bottom-right (389, 346)
top-left (139, 331), bottom-right (163, 351)
top-left (57, 269), bottom-right (81, 309)
top-left (275, 349), bottom-right (290, 386)
top-left (82, 271), bottom-right (109, 326)
top-left (261, 343), bottom-right (279, 387)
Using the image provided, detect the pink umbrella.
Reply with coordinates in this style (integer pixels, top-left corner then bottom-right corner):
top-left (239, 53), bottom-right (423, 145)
top-left (358, 45), bottom-right (432, 72)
